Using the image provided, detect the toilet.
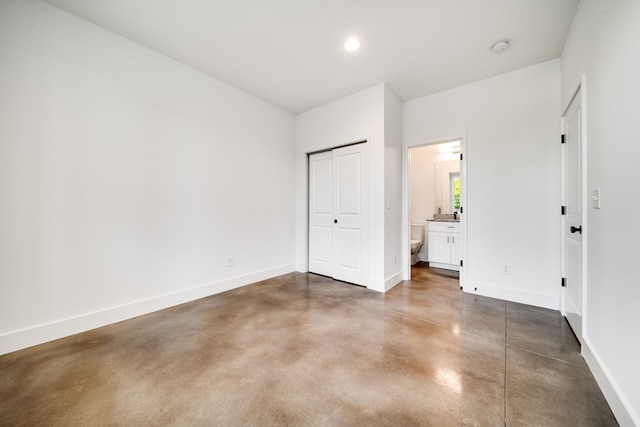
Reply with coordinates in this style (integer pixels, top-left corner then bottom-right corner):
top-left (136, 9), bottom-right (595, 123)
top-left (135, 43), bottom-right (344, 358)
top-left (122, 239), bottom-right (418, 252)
top-left (410, 224), bottom-right (425, 265)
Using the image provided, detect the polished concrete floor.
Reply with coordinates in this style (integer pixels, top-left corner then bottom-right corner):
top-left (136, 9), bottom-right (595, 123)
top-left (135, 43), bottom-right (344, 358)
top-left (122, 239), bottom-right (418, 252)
top-left (0, 264), bottom-right (617, 426)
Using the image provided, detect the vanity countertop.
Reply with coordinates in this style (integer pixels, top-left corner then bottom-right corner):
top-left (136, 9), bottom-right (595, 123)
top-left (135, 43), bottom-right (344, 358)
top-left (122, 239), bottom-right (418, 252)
top-left (427, 219), bottom-right (460, 222)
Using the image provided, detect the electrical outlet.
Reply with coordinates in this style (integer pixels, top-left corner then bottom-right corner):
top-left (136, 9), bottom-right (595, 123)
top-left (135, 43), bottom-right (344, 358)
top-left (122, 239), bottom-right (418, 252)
top-left (502, 263), bottom-right (511, 275)
top-left (227, 256), bottom-right (235, 267)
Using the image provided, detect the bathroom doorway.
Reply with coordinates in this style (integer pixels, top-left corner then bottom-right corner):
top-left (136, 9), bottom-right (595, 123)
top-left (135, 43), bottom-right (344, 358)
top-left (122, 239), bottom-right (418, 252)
top-left (407, 138), bottom-right (465, 285)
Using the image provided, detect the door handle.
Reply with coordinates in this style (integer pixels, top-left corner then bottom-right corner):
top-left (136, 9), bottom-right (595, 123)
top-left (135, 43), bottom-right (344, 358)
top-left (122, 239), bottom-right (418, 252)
top-left (570, 225), bottom-right (582, 234)
top-left (334, 219), bottom-right (337, 224)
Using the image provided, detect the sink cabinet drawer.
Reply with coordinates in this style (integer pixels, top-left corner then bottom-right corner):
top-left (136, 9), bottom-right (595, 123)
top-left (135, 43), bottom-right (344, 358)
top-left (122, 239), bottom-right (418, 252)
top-left (428, 222), bottom-right (460, 233)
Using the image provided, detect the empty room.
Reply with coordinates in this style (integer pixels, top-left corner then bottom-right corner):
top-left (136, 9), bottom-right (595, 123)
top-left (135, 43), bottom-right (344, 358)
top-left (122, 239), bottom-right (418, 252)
top-left (1, 0), bottom-right (639, 425)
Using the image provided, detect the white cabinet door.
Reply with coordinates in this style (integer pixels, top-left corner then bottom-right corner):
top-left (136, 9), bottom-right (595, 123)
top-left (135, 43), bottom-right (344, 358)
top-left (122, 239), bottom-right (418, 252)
top-left (428, 231), bottom-right (451, 264)
top-left (450, 232), bottom-right (461, 266)
top-left (309, 144), bottom-right (369, 286)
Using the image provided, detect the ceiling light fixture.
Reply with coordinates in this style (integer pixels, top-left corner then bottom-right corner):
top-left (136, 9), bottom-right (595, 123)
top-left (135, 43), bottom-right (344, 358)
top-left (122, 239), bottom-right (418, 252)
top-left (438, 141), bottom-right (461, 154)
top-left (491, 39), bottom-right (510, 53)
top-left (344, 37), bottom-right (360, 52)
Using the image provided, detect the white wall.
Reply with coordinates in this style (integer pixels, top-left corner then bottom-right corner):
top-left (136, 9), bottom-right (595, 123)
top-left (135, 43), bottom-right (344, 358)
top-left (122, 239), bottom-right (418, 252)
top-left (0, 0), bottom-right (296, 355)
top-left (383, 86), bottom-right (403, 288)
top-left (561, 1), bottom-right (640, 424)
top-left (404, 59), bottom-right (561, 309)
top-left (410, 145), bottom-right (439, 225)
top-left (410, 145), bottom-right (438, 262)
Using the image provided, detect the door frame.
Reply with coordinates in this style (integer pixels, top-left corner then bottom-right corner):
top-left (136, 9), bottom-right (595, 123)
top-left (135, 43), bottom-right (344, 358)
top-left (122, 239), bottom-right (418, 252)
top-left (402, 136), bottom-right (467, 290)
top-left (560, 76), bottom-right (588, 341)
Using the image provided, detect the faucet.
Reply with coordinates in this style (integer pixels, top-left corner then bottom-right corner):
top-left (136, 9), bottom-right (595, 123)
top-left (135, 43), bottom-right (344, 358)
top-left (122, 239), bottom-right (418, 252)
top-left (453, 212), bottom-right (458, 220)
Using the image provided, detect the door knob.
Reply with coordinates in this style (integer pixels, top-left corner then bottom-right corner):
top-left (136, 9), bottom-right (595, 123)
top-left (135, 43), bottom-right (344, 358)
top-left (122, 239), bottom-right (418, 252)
top-left (334, 219), bottom-right (337, 224)
top-left (570, 225), bottom-right (582, 234)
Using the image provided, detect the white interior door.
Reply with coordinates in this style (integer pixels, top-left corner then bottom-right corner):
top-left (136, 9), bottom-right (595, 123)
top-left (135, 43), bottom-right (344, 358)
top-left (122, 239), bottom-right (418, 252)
top-left (562, 89), bottom-right (583, 342)
top-left (309, 143), bottom-right (369, 286)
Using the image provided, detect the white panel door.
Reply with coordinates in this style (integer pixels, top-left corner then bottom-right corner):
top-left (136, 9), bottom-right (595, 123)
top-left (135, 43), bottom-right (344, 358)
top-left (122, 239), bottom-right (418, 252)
top-left (308, 143), bottom-right (369, 286)
top-left (562, 90), bottom-right (583, 342)
top-left (332, 144), bottom-right (369, 285)
top-left (309, 151), bottom-right (334, 278)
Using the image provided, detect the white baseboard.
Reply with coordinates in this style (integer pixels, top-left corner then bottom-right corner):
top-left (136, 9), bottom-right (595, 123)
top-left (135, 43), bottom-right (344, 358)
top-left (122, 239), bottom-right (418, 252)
top-left (0, 264), bottom-right (295, 356)
top-left (366, 272), bottom-right (403, 293)
top-left (582, 337), bottom-right (639, 427)
top-left (384, 271), bottom-right (403, 292)
top-left (366, 279), bottom-right (385, 293)
top-left (462, 281), bottom-right (560, 310)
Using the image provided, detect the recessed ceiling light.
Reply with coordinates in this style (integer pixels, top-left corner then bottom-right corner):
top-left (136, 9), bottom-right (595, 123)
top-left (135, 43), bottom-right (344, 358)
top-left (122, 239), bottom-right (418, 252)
top-left (344, 37), bottom-right (360, 52)
top-left (491, 39), bottom-right (509, 53)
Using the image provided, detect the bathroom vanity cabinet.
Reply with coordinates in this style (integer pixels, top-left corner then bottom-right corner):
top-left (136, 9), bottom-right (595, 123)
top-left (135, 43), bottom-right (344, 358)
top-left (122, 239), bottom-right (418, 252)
top-left (427, 221), bottom-right (461, 271)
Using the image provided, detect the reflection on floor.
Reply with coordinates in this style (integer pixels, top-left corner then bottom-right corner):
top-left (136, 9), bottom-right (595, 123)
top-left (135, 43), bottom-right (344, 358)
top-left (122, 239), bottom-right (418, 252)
top-left (0, 263), bottom-right (618, 426)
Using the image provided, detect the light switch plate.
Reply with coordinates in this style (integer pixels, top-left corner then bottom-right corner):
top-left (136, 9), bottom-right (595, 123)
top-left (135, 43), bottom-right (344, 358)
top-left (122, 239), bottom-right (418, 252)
top-left (592, 187), bottom-right (601, 209)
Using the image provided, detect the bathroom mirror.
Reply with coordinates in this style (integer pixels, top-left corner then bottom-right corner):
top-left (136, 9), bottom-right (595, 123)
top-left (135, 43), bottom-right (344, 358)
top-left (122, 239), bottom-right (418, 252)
top-left (434, 160), bottom-right (460, 214)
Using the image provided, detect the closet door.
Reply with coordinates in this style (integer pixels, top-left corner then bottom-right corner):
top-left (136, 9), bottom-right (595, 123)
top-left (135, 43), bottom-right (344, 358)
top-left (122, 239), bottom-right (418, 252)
top-left (309, 143), bottom-right (369, 286)
top-left (308, 151), bottom-right (334, 277)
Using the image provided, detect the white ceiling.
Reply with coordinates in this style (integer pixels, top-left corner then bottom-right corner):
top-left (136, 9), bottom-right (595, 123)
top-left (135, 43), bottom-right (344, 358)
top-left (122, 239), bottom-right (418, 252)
top-left (44, 0), bottom-right (580, 114)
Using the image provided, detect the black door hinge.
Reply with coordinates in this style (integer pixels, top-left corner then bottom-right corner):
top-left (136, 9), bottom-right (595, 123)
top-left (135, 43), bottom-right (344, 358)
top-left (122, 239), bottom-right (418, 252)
top-left (561, 134), bottom-right (566, 144)
top-left (460, 260), bottom-right (463, 267)
top-left (561, 206), bottom-right (567, 215)
top-left (561, 277), bottom-right (567, 287)
top-left (460, 153), bottom-right (463, 160)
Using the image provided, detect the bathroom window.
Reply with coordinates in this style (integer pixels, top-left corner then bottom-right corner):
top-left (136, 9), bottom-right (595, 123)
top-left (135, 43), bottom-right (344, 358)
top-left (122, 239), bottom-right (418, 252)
top-left (450, 173), bottom-right (460, 212)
